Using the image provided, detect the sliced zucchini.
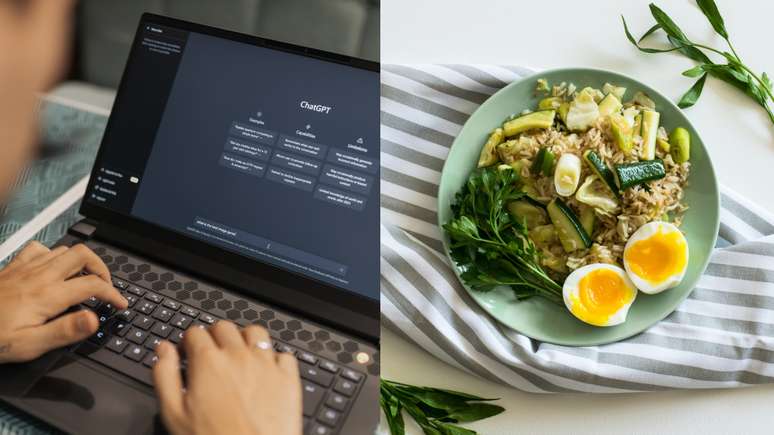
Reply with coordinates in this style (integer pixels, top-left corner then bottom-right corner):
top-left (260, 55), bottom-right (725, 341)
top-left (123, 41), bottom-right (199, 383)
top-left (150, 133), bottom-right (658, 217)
top-left (507, 200), bottom-right (548, 229)
top-left (579, 205), bottom-right (596, 236)
top-left (640, 110), bottom-right (660, 160)
top-left (613, 159), bottom-right (666, 190)
top-left (557, 102), bottom-right (570, 125)
top-left (529, 224), bottom-right (557, 247)
top-left (503, 110), bottom-right (555, 137)
top-left (609, 113), bottom-right (633, 152)
top-left (565, 88), bottom-right (600, 132)
top-left (575, 175), bottom-right (619, 214)
top-left (530, 147), bottom-right (556, 177)
top-left (582, 150), bottom-right (619, 195)
top-left (547, 198), bottom-right (592, 253)
top-left (538, 97), bottom-right (562, 111)
top-left (631, 91), bottom-right (656, 110)
top-left (477, 128), bottom-right (503, 167)
top-left (598, 93), bottom-right (623, 118)
top-left (669, 127), bottom-right (691, 163)
top-left (602, 83), bottom-right (627, 101)
top-left (553, 153), bottom-right (582, 197)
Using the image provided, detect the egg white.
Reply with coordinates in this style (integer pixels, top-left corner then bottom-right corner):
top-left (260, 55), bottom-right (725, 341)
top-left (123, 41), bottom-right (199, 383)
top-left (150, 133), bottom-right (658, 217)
top-left (623, 221), bottom-right (689, 295)
top-left (562, 263), bottom-right (637, 327)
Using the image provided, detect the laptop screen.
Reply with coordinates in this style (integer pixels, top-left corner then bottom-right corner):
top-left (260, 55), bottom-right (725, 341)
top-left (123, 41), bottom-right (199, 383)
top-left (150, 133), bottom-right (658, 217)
top-left (85, 20), bottom-right (379, 301)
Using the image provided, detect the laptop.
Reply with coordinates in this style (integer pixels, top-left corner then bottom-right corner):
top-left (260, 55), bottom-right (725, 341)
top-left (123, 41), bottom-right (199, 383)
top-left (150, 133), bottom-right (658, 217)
top-left (0, 13), bottom-right (379, 435)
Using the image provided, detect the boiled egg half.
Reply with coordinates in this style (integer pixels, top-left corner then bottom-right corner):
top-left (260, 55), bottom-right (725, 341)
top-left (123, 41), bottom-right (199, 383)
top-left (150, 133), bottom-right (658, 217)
top-left (623, 221), bottom-right (689, 294)
top-left (563, 264), bottom-right (637, 327)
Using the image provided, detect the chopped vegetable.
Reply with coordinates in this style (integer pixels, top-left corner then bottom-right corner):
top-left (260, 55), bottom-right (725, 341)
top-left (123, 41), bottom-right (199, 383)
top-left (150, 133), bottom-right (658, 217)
top-left (609, 113), bottom-right (633, 152)
top-left (565, 88), bottom-right (600, 131)
top-left (507, 200), bottom-right (548, 229)
top-left (477, 128), bottom-right (503, 167)
top-left (575, 175), bottom-right (619, 213)
top-left (640, 110), bottom-right (660, 160)
top-left (602, 83), bottom-right (627, 100)
top-left (553, 153), bottom-right (582, 197)
top-left (503, 110), bottom-right (556, 137)
top-left (557, 102), bottom-right (570, 125)
top-left (530, 147), bottom-right (556, 177)
top-left (529, 224), bottom-right (557, 247)
top-left (538, 97), bottom-right (562, 110)
top-left (598, 93), bottom-right (623, 117)
top-left (613, 159), bottom-right (666, 190)
top-left (657, 138), bottom-right (671, 152)
top-left (536, 78), bottom-right (550, 93)
top-left (582, 150), bottom-right (619, 196)
top-left (631, 91), bottom-right (656, 110)
top-left (496, 139), bottom-right (521, 163)
top-left (669, 127), bottom-right (691, 163)
top-left (579, 205), bottom-right (596, 236)
top-left (547, 198), bottom-right (592, 253)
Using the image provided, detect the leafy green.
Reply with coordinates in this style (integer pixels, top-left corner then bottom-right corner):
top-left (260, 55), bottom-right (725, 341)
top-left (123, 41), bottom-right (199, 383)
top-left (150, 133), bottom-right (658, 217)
top-left (380, 379), bottom-right (505, 435)
top-left (442, 167), bottom-right (563, 303)
top-left (622, 1), bottom-right (774, 126)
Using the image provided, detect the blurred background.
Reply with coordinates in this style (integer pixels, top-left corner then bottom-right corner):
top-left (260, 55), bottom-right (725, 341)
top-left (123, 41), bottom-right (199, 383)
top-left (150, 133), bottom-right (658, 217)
top-left (54, 0), bottom-right (379, 109)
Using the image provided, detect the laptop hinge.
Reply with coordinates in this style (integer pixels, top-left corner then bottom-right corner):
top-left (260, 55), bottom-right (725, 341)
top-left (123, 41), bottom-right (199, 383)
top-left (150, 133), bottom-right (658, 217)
top-left (68, 219), bottom-right (99, 239)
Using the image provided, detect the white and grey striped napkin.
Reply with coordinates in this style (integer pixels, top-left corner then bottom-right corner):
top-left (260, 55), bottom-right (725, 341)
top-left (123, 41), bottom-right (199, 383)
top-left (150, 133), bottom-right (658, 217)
top-left (380, 64), bottom-right (774, 393)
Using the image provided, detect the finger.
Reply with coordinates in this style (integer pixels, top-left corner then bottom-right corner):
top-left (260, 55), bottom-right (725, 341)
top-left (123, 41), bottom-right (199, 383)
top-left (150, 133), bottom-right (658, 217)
top-left (182, 324), bottom-right (216, 360)
top-left (153, 341), bottom-right (186, 432)
top-left (47, 274), bottom-right (128, 312)
top-left (209, 321), bottom-right (246, 351)
top-left (14, 310), bottom-right (98, 360)
top-left (242, 324), bottom-right (274, 361)
top-left (27, 245), bottom-right (68, 269)
top-left (43, 244), bottom-right (111, 282)
top-left (2, 241), bottom-right (49, 274)
top-left (276, 351), bottom-right (300, 375)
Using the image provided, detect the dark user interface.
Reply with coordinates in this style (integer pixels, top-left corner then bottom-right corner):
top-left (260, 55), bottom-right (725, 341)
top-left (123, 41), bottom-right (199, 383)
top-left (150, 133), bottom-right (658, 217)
top-left (86, 22), bottom-right (379, 300)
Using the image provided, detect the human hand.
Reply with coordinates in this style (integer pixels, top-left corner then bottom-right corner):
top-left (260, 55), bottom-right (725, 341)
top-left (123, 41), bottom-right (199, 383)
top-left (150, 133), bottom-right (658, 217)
top-left (0, 241), bottom-right (128, 363)
top-left (0, 0), bottom-right (76, 203)
top-left (153, 321), bottom-right (303, 435)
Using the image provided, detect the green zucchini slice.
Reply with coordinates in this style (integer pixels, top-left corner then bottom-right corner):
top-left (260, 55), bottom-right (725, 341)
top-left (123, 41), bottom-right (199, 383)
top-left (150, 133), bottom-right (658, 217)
top-left (502, 110), bottom-right (555, 137)
top-left (507, 200), bottom-right (548, 229)
top-left (598, 93), bottom-right (623, 118)
top-left (477, 128), bottom-right (504, 167)
top-left (582, 150), bottom-right (619, 195)
top-left (530, 147), bottom-right (555, 177)
top-left (547, 198), bottom-right (592, 253)
top-left (613, 159), bottom-right (666, 190)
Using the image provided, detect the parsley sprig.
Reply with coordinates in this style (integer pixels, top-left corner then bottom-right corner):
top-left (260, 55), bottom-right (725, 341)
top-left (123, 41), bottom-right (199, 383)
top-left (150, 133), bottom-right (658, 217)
top-left (443, 167), bottom-right (562, 303)
top-left (622, 0), bottom-right (773, 126)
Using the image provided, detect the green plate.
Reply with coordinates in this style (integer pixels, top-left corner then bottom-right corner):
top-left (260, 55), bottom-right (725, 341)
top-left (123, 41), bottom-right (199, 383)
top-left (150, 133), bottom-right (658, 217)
top-left (438, 68), bottom-right (719, 346)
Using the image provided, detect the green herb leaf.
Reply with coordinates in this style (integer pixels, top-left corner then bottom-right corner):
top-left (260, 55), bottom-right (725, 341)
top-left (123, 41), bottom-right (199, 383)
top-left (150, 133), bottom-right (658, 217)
top-left (678, 73), bottom-right (708, 108)
top-left (648, 3), bottom-right (690, 42)
top-left (638, 23), bottom-right (661, 42)
top-left (437, 423), bottom-right (478, 435)
top-left (696, 0), bottom-right (728, 39)
top-left (622, 16), bottom-right (684, 54)
top-left (443, 403), bottom-right (506, 423)
top-left (763, 72), bottom-right (772, 93)
top-left (682, 65), bottom-right (705, 78)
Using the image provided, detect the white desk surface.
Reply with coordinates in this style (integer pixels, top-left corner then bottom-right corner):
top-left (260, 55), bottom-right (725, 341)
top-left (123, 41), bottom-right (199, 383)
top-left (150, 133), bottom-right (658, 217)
top-left (379, 0), bottom-right (774, 434)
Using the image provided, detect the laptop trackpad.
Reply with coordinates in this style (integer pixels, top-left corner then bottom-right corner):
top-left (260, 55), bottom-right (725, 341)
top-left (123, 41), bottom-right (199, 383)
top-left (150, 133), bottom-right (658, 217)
top-left (17, 356), bottom-right (162, 435)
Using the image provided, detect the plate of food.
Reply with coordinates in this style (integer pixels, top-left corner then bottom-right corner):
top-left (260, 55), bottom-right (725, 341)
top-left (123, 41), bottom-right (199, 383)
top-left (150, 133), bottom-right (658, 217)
top-left (439, 68), bottom-right (719, 346)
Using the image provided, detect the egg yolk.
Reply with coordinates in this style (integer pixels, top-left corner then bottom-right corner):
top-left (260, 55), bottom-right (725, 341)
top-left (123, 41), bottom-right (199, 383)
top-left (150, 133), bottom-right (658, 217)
top-left (569, 268), bottom-right (634, 326)
top-left (625, 227), bottom-right (687, 284)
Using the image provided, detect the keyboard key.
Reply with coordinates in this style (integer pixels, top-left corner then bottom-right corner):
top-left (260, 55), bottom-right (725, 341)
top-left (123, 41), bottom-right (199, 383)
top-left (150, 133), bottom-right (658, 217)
top-left (136, 301), bottom-right (156, 315)
top-left (127, 285), bottom-right (145, 297)
top-left (110, 320), bottom-right (130, 337)
top-left (325, 393), bottom-right (348, 412)
top-left (124, 294), bottom-right (138, 307)
top-left (83, 296), bottom-right (99, 308)
top-left (301, 381), bottom-right (325, 417)
top-left (152, 306), bottom-right (174, 322)
top-left (142, 353), bottom-right (159, 368)
top-left (316, 407), bottom-right (340, 427)
top-left (97, 303), bottom-right (116, 317)
top-left (199, 313), bottom-right (217, 324)
top-left (170, 314), bottom-right (192, 329)
top-left (88, 329), bottom-right (109, 346)
top-left (144, 336), bottom-right (163, 350)
top-left (333, 378), bottom-right (356, 397)
top-left (341, 369), bottom-right (364, 383)
top-left (319, 360), bottom-right (339, 374)
top-left (151, 322), bottom-right (173, 338)
top-left (275, 342), bottom-right (295, 354)
top-left (124, 344), bottom-right (146, 362)
top-left (299, 362), bottom-right (333, 387)
top-left (112, 278), bottom-right (128, 290)
top-left (308, 423), bottom-right (332, 435)
top-left (106, 337), bottom-right (129, 353)
top-left (145, 292), bottom-right (163, 304)
top-left (297, 351), bottom-right (317, 365)
top-left (180, 306), bottom-right (199, 318)
top-left (127, 327), bottom-right (149, 345)
top-left (97, 312), bottom-right (112, 325)
top-left (117, 309), bottom-right (136, 322)
top-left (162, 299), bottom-right (181, 310)
top-left (132, 315), bottom-right (155, 330)
top-left (169, 329), bottom-right (185, 344)
top-left (190, 321), bottom-right (208, 331)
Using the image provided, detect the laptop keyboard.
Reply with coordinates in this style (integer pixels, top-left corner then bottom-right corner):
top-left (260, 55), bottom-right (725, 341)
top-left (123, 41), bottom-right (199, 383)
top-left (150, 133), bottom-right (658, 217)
top-left (75, 274), bottom-right (363, 435)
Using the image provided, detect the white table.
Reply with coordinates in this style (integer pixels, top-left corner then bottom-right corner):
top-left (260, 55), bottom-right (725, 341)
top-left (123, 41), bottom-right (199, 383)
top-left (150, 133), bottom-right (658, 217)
top-left (379, 0), bottom-right (774, 433)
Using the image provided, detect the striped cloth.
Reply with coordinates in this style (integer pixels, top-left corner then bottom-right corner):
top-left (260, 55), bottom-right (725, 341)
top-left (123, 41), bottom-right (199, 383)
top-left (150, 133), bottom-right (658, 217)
top-left (380, 64), bottom-right (774, 393)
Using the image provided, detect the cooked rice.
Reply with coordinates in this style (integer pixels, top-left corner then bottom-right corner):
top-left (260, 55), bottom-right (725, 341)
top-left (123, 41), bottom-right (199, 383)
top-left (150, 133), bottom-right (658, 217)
top-left (498, 116), bottom-right (690, 274)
